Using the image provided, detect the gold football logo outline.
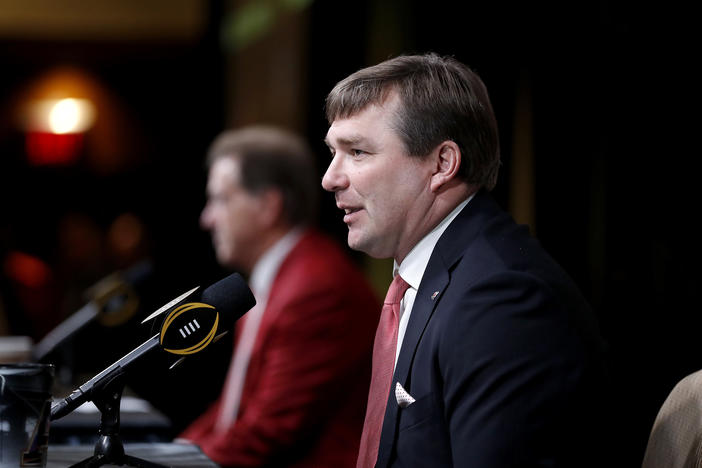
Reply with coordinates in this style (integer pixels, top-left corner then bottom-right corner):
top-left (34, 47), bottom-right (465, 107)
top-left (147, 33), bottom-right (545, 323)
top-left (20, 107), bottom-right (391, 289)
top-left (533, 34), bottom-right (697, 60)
top-left (160, 302), bottom-right (219, 355)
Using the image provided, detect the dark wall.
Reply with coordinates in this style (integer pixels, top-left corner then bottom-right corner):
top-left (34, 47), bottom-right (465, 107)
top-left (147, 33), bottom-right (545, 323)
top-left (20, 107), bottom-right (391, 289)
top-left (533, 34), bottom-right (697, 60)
top-left (0, 33), bottom-right (225, 323)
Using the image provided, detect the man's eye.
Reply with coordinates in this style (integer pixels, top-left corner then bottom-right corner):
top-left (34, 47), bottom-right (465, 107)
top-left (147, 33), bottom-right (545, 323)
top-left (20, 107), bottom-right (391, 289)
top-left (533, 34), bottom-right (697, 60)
top-left (352, 149), bottom-right (365, 157)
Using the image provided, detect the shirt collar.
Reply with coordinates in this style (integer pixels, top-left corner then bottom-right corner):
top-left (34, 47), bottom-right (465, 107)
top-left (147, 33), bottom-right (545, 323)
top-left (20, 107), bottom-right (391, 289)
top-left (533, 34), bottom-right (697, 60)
top-left (395, 195), bottom-right (474, 290)
top-left (249, 227), bottom-right (304, 302)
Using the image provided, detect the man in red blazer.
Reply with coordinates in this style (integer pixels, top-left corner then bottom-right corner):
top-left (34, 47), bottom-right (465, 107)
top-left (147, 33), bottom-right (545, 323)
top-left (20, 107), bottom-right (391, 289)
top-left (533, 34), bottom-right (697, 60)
top-left (178, 126), bottom-right (380, 467)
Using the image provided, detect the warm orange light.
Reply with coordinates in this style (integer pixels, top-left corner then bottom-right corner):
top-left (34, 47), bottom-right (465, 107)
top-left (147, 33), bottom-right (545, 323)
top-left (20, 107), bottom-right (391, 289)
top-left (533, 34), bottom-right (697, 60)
top-left (25, 97), bottom-right (96, 134)
top-left (13, 66), bottom-right (140, 172)
top-left (50, 98), bottom-right (80, 133)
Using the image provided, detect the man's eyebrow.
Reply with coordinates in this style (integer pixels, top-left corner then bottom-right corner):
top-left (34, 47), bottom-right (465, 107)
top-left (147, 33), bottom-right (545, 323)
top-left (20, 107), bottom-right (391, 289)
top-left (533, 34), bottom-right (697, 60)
top-left (324, 134), bottom-right (366, 148)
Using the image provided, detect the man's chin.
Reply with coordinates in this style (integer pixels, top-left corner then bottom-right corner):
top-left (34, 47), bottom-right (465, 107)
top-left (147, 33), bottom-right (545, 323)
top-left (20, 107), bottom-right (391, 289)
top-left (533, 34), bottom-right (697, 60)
top-left (347, 231), bottom-right (365, 253)
top-left (347, 232), bottom-right (386, 259)
top-left (215, 250), bottom-right (235, 267)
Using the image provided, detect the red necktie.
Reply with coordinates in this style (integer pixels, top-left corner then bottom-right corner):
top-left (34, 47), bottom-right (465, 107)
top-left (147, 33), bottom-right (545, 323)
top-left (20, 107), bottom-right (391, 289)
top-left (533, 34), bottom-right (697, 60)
top-left (357, 274), bottom-right (411, 468)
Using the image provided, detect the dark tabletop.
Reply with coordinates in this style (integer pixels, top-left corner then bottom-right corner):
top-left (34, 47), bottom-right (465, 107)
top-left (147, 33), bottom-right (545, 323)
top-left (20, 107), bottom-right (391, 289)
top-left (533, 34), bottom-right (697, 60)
top-left (47, 442), bottom-right (219, 468)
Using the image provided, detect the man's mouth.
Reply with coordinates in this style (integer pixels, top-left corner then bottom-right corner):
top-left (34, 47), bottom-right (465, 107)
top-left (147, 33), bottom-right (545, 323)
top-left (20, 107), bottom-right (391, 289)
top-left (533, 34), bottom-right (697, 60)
top-left (341, 206), bottom-right (362, 224)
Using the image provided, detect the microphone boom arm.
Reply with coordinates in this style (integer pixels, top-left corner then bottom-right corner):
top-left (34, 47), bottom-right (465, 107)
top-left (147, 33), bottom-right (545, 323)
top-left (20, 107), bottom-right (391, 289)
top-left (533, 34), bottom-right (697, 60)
top-left (50, 334), bottom-right (161, 421)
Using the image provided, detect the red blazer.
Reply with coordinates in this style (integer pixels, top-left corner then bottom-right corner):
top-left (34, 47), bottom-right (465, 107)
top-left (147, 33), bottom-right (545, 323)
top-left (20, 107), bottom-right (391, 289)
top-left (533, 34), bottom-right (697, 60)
top-left (180, 229), bottom-right (380, 467)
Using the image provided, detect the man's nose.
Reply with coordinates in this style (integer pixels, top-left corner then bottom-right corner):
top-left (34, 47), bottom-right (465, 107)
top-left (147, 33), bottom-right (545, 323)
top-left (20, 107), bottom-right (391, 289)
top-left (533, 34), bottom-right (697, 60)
top-left (200, 204), bottom-right (213, 230)
top-left (321, 156), bottom-right (348, 192)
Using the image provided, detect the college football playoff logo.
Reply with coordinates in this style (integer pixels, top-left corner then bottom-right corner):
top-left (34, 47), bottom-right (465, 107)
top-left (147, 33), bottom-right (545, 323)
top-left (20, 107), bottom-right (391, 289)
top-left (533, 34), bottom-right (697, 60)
top-left (159, 302), bottom-right (219, 355)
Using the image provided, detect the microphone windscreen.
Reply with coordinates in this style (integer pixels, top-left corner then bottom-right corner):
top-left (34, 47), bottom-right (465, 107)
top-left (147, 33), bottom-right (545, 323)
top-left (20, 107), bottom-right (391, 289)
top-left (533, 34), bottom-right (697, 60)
top-left (201, 273), bottom-right (256, 326)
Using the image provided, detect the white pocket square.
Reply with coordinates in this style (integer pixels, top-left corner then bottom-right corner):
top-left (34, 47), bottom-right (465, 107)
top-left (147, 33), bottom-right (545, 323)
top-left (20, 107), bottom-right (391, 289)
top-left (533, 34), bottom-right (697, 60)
top-left (395, 382), bottom-right (416, 408)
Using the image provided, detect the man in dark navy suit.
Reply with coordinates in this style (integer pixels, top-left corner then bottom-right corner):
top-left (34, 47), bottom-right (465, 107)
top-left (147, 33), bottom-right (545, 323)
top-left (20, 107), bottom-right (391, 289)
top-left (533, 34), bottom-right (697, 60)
top-left (322, 53), bottom-right (607, 468)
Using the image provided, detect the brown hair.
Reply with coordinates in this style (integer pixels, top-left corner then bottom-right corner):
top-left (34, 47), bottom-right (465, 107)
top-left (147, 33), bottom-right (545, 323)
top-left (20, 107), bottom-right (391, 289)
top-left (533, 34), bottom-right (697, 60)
top-left (207, 125), bottom-right (318, 226)
top-left (326, 53), bottom-right (501, 190)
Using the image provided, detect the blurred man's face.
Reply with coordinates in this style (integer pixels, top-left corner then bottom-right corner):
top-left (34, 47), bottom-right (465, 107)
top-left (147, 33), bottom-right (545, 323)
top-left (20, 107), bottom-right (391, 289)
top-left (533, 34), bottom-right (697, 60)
top-left (200, 157), bottom-right (267, 273)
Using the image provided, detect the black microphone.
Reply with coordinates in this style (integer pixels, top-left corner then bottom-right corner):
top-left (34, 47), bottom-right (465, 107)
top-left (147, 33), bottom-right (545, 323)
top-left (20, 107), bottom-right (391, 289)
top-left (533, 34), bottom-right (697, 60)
top-left (50, 272), bottom-right (255, 421)
top-left (32, 260), bottom-right (154, 362)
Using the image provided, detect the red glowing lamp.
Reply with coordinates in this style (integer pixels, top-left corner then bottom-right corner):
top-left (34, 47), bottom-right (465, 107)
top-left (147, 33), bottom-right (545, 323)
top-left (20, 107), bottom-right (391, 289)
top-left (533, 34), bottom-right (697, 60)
top-left (22, 97), bottom-right (96, 166)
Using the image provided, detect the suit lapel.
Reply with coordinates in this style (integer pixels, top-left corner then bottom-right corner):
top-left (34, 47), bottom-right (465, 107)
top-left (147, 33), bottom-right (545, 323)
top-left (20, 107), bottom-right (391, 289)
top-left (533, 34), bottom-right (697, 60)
top-left (395, 264), bottom-right (449, 385)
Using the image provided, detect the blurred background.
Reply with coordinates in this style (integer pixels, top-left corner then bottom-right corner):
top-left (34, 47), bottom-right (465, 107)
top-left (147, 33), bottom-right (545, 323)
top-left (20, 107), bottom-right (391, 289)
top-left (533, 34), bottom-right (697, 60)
top-left (0, 0), bottom-right (698, 466)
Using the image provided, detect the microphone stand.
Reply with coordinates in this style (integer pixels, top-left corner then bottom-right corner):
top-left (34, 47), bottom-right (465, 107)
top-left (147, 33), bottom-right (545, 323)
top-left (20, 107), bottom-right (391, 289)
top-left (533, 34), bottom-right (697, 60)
top-left (68, 369), bottom-right (167, 468)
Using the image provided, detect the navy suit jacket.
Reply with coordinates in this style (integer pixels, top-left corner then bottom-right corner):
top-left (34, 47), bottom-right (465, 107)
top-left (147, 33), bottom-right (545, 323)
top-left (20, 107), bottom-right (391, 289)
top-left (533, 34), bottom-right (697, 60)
top-left (376, 191), bottom-right (607, 468)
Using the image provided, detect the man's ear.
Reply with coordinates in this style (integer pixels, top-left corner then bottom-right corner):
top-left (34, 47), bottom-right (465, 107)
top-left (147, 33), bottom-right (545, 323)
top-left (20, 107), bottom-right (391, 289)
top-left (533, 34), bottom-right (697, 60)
top-left (257, 188), bottom-right (285, 228)
top-left (430, 141), bottom-right (461, 192)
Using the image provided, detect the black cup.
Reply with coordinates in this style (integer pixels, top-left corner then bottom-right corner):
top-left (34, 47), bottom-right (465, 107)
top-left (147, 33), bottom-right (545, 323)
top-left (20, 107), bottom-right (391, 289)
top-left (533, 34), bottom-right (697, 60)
top-left (0, 363), bottom-right (55, 467)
